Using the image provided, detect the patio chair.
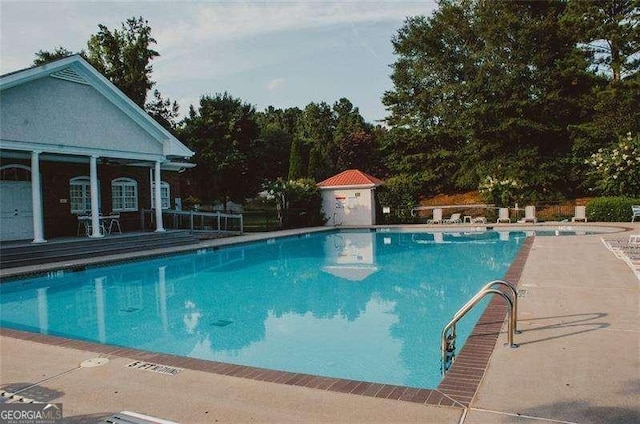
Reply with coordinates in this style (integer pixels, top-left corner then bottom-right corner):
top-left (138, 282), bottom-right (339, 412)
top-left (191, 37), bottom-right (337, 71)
top-left (572, 205), bottom-right (587, 222)
top-left (632, 205), bottom-right (640, 222)
top-left (522, 206), bottom-right (537, 223)
top-left (86, 220), bottom-right (106, 237)
top-left (427, 208), bottom-right (443, 224)
top-left (107, 213), bottom-right (122, 234)
top-left (443, 213), bottom-right (462, 224)
top-left (497, 208), bottom-right (510, 223)
top-left (77, 215), bottom-right (90, 236)
top-left (77, 215), bottom-right (106, 236)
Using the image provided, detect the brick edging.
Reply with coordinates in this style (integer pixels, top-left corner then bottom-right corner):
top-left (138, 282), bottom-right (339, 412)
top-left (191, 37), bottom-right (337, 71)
top-left (437, 236), bottom-right (534, 406)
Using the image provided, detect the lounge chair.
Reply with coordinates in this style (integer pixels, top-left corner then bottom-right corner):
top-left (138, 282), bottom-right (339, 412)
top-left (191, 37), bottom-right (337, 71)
top-left (572, 206), bottom-right (587, 222)
top-left (497, 208), bottom-right (510, 223)
top-left (632, 205), bottom-right (640, 222)
top-left (443, 213), bottom-right (462, 224)
top-left (427, 208), bottom-right (443, 224)
top-left (521, 206), bottom-right (537, 223)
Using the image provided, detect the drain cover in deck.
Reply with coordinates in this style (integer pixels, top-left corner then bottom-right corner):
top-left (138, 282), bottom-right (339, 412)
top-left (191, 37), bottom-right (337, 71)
top-left (81, 357), bottom-right (109, 368)
top-left (126, 361), bottom-right (183, 376)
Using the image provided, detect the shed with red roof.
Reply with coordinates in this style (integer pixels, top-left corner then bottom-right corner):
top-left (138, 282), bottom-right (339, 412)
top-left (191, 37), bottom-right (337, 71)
top-left (317, 169), bottom-right (383, 226)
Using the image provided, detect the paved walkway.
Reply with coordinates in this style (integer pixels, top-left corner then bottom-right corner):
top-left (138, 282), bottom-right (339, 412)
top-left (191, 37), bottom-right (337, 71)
top-left (466, 226), bottom-right (639, 424)
top-left (1, 224), bottom-right (638, 423)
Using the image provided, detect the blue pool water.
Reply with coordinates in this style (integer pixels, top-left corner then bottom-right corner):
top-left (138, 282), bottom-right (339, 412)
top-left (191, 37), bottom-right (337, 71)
top-left (0, 230), bottom-right (527, 388)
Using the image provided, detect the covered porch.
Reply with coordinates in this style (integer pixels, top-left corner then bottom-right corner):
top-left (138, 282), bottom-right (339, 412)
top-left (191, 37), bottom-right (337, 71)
top-left (0, 55), bottom-right (194, 244)
top-left (0, 150), bottom-right (190, 242)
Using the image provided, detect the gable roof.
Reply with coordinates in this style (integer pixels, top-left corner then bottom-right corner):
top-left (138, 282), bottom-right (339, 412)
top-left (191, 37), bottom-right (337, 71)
top-left (0, 55), bottom-right (194, 160)
top-left (317, 169), bottom-right (384, 188)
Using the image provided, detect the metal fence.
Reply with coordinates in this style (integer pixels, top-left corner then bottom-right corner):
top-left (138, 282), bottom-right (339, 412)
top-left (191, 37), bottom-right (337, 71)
top-left (140, 209), bottom-right (243, 234)
top-left (242, 209), bottom-right (280, 232)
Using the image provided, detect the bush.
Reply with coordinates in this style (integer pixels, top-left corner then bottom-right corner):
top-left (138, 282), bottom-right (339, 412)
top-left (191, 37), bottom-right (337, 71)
top-left (376, 174), bottom-right (422, 223)
top-left (586, 133), bottom-right (640, 197)
top-left (586, 197), bottom-right (640, 222)
top-left (265, 178), bottom-right (325, 228)
top-left (478, 175), bottom-right (525, 207)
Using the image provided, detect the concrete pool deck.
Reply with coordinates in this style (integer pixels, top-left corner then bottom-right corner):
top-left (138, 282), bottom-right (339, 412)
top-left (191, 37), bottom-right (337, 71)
top-left (1, 223), bottom-right (639, 423)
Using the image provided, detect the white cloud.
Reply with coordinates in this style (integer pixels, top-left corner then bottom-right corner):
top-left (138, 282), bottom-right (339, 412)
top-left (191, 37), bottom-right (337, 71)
top-left (154, 2), bottom-right (429, 51)
top-left (0, 1), bottom-right (438, 122)
top-left (266, 77), bottom-right (286, 92)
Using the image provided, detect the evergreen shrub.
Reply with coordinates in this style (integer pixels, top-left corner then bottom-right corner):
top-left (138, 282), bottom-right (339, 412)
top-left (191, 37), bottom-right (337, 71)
top-left (586, 197), bottom-right (640, 222)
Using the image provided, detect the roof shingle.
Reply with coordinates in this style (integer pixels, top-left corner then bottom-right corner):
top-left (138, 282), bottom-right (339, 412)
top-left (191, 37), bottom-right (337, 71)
top-left (317, 169), bottom-right (383, 188)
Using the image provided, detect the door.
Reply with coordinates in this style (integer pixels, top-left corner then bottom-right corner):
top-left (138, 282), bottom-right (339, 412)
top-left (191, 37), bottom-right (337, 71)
top-left (0, 181), bottom-right (34, 241)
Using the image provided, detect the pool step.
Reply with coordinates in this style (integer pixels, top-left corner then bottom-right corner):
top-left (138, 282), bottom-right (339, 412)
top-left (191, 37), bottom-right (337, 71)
top-left (0, 231), bottom-right (200, 269)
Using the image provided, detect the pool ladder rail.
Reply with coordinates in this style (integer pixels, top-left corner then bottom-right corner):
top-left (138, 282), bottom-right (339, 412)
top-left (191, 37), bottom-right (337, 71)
top-left (441, 279), bottom-right (521, 375)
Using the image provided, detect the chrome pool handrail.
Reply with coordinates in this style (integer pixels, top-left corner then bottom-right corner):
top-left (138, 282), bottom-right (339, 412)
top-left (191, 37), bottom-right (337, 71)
top-left (441, 281), bottom-right (519, 375)
top-left (479, 279), bottom-right (520, 334)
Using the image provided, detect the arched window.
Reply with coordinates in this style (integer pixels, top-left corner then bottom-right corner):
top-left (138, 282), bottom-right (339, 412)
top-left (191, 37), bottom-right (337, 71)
top-left (111, 177), bottom-right (138, 212)
top-left (70, 176), bottom-right (99, 214)
top-left (0, 164), bottom-right (31, 181)
top-left (151, 181), bottom-right (171, 209)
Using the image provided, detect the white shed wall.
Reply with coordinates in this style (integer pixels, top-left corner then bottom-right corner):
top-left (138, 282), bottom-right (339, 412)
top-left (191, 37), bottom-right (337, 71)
top-left (321, 187), bottom-right (376, 226)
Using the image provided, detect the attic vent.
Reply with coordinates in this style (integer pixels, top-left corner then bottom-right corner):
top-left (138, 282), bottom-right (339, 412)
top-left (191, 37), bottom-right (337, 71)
top-left (50, 67), bottom-right (90, 85)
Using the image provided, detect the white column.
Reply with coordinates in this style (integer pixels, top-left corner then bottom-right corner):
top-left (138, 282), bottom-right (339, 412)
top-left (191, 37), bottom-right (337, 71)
top-left (31, 151), bottom-right (46, 243)
top-left (89, 156), bottom-right (103, 237)
top-left (95, 277), bottom-right (106, 343)
top-left (154, 161), bottom-right (165, 232)
top-left (157, 266), bottom-right (169, 334)
top-left (37, 287), bottom-right (49, 334)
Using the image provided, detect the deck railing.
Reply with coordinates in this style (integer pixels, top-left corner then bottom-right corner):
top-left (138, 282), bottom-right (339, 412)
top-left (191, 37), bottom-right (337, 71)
top-left (140, 209), bottom-right (243, 234)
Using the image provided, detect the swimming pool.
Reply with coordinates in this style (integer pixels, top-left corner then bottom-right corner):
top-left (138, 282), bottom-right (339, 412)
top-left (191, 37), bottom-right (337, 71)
top-left (0, 229), bottom-right (527, 388)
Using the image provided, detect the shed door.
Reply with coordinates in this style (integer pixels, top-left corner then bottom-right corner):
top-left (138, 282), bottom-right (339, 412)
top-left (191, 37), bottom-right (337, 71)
top-left (0, 181), bottom-right (34, 241)
top-left (334, 196), bottom-right (346, 226)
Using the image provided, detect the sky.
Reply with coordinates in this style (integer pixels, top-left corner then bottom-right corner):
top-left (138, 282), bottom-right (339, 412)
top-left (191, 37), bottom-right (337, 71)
top-left (0, 1), bottom-right (438, 124)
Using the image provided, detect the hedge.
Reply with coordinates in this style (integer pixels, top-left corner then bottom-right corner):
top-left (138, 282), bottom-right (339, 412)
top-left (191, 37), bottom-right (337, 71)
top-left (586, 197), bottom-right (640, 222)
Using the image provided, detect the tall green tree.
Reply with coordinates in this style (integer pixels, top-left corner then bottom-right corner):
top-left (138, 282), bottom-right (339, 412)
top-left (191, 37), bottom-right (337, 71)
top-left (298, 102), bottom-right (335, 180)
top-left (563, 0), bottom-right (640, 82)
top-left (559, 1), bottom-right (640, 191)
top-left (179, 93), bottom-right (260, 205)
top-left (86, 17), bottom-right (159, 107)
top-left (251, 123), bottom-right (291, 184)
top-left (33, 46), bottom-right (76, 65)
top-left (383, 0), bottom-right (591, 200)
top-left (145, 89), bottom-right (179, 132)
top-left (288, 136), bottom-right (305, 180)
top-left (332, 98), bottom-right (368, 144)
top-left (34, 17), bottom-right (166, 114)
top-left (335, 131), bottom-right (379, 174)
top-left (331, 98), bottom-right (372, 171)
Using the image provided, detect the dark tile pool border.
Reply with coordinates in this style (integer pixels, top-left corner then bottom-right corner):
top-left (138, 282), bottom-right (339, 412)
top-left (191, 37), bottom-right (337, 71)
top-left (0, 236), bottom-right (534, 409)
